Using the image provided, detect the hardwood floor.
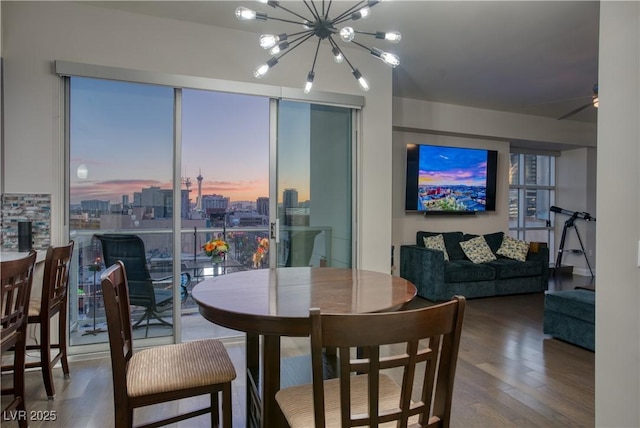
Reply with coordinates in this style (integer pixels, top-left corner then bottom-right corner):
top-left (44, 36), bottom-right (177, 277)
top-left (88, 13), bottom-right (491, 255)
top-left (1, 274), bottom-right (594, 427)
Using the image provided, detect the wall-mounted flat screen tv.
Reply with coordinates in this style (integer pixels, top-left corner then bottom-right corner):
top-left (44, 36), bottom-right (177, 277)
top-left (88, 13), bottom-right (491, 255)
top-left (405, 144), bottom-right (498, 213)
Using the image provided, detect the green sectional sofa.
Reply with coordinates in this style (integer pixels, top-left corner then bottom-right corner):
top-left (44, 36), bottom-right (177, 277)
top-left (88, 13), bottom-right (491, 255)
top-left (400, 231), bottom-right (549, 302)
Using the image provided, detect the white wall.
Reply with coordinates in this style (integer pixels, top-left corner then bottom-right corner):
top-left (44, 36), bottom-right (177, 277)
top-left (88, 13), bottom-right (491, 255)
top-left (556, 148), bottom-right (597, 276)
top-left (1, 1), bottom-right (392, 272)
top-left (596, 2), bottom-right (640, 427)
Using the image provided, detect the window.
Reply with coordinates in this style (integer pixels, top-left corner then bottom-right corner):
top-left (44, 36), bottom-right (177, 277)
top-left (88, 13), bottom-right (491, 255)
top-left (509, 153), bottom-right (556, 259)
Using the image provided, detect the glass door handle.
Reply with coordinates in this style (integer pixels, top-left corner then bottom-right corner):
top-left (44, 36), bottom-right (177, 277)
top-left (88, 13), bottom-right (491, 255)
top-left (270, 222), bottom-right (280, 243)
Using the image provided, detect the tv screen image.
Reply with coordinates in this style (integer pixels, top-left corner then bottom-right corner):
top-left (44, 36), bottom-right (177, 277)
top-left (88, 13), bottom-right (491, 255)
top-left (405, 144), bottom-right (497, 213)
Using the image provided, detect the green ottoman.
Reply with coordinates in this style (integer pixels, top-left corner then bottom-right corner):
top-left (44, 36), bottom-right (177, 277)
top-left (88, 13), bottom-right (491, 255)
top-left (543, 289), bottom-right (595, 351)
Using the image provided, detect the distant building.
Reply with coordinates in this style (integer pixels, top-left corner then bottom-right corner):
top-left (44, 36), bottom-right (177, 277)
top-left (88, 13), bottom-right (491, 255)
top-left (80, 199), bottom-right (110, 215)
top-left (283, 189), bottom-right (298, 209)
top-left (256, 197), bottom-right (269, 216)
top-left (201, 194), bottom-right (229, 211)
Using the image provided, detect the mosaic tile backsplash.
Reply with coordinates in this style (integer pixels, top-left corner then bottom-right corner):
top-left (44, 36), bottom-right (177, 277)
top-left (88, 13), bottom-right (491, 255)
top-left (1, 193), bottom-right (51, 251)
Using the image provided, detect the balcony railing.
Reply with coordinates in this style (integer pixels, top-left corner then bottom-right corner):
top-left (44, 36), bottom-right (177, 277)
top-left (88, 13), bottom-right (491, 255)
top-left (68, 225), bottom-right (331, 345)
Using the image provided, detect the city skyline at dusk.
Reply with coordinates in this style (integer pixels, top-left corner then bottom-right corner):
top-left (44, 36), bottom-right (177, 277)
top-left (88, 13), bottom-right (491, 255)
top-left (70, 78), bottom-right (311, 206)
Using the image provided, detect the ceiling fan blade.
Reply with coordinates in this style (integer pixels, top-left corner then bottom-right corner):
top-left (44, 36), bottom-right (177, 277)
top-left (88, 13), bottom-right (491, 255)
top-left (557, 102), bottom-right (593, 120)
top-left (529, 95), bottom-right (591, 107)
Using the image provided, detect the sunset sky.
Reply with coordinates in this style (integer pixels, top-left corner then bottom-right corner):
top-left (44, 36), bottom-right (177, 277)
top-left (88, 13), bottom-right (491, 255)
top-left (418, 145), bottom-right (488, 187)
top-left (69, 77), bottom-right (309, 205)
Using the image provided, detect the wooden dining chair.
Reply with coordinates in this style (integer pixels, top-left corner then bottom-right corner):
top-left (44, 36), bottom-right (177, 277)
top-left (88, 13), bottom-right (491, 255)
top-left (100, 261), bottom-right (236, 428)
top-left (275, 296), bottom-right (466, 428)
top-left (25, 241), bottom-right (74, 399)
top-left (1, 251), bottom-right (37, 428)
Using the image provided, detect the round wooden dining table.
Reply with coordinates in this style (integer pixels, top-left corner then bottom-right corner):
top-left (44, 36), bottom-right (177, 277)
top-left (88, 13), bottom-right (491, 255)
top-left (191, 266), bottom-right (417, 428)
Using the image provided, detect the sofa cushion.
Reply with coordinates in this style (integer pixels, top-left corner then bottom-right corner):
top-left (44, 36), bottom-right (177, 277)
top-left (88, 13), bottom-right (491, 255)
top-left (423, 234), bottom-right (449, 261)
top-left (417, 231), bottom-right (466, 261)
top-left (463, 231), bottom-right (504, 254)
top-left (496, 235), bottom-right (530, 262)
top-left (445, 260), bottom-right (496, 283)
top-left (485, 258), bottom-right (542, 279)
top-left (459, 236), bottom-right (497, 264)
top-left (544, 289), bottom-right (595, 323)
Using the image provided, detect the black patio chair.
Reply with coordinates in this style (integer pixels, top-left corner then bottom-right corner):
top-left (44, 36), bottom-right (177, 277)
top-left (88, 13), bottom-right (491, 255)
top-left (95, 234), bottom-right (190, 337)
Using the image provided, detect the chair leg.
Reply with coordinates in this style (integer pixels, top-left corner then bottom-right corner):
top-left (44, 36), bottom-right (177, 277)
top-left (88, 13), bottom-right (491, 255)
top-left (39, 319), bottom-right (56, 399)
top-left (211, 391), bottom-right (220, 428)
top-left (222, 382), bottom-right (233, 428)
top-left (59, 309), bottom-right (70, 378)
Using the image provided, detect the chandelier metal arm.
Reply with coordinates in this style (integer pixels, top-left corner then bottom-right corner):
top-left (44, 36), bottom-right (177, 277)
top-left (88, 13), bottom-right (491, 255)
top-left (328, 37), bottom-right (356, 72)
top-left (274, 33), bottom-right (317, 61)
top-left (323, 0), bottom-right (334, 20)
top-left (350, 39), bottom-right (372, 52)
top-left (272, 2), bottom-right (315, 23)
top-left (331, 1), bottom-right (373, 23)
top-left (310, 37), bottom-right (322, 73)
top-left (268, 15), bottom-right (310, 26)
top-left (303, 0), bottom-right (321, 21)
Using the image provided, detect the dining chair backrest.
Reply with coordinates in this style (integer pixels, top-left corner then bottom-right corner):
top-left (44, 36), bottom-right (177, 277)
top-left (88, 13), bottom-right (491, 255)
top-left (100, 260), bottom-right (134, 389)
top-left (1, 251), bottom-right (37, 426)
top-left (308, 296), bottom-right (465, 428)
top-left (39, 241), bottom-right (74, 323)
top-left (1, 251), bottom-right (37, 349)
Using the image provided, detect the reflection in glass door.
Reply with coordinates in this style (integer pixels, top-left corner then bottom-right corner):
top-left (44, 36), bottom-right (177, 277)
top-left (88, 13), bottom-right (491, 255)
top-left (276, 101), bottom-right (353, 268)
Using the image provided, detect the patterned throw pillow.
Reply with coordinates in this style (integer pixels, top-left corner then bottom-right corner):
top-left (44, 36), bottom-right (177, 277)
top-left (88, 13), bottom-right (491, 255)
top-left (423, 234), bottom-right (450, 261)
top-left (496, 235), bottom-right (530, 262)
top-left (459, 236), bottom-right (497, 264)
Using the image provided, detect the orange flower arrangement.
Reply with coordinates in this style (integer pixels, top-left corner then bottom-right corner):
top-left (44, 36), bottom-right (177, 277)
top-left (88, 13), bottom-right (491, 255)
top-left (203, 238), bottom-right (229, 262)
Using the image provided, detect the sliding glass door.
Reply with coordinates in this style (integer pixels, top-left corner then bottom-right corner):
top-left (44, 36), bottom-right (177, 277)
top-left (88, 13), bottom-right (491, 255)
top-left (180, 89), bottom-right (270, 340)
top-left (68, 77), bottom-right (175, 346)
top-left (275, 101), bottom-right (353, 268)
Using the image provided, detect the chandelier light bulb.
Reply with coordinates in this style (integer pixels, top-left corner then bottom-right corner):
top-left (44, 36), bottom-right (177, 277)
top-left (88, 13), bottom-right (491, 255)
top-left (377, 31), bottom-right (401, 43)
top-left (254, 64), bottom-right (269, 78)
top-left (352, 6), bottom-right (371, 20)
top-left (371, 47), bottom-right (399, 67)
top-left (269, 41), bottom-right (289, 55)
top-left (332, 47), bottom-right (344, 64)
top-left (254, 57), bottom-right (279, 78)
top-left (340, 27), bottom-right (355, 42)
top-left (592, 97), bottom-right (599, 108)
top-left (304, 71), bottom-right (315, 94)
top-left (235, 7), bottom-right (266, 21)
top-left (352, 69), bottom-right (369, 92)
top-left (259, 34), bottom-right (279, 49)
top-left (236, 7), bottom-right (256, 20)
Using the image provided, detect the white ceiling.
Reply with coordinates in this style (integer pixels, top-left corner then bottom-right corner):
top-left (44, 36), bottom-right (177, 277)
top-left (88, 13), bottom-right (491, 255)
top-left (88, 1), bottom-right (600, 123)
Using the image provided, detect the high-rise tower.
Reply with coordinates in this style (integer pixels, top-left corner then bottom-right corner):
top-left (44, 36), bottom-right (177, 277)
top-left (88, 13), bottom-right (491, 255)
top-left (196, 170), bottom-right (204, 212)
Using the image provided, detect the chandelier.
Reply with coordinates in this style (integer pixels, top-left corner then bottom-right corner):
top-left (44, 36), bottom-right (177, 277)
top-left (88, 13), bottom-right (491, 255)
top-left (235, 0), bottom-right (401, 93)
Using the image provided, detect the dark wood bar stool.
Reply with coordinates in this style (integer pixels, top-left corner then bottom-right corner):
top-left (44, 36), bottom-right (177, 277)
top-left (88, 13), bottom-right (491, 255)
top-left (101, 261), bottom-right (236, 427)
top-left (1, 251), bottom-right (37, 428)
top-left (26, 242), bottom-right (74, 399)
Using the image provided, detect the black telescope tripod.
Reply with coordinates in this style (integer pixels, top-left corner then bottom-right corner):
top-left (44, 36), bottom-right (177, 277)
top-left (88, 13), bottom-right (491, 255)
top-left (552, 206), bottom-right (595, 277)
